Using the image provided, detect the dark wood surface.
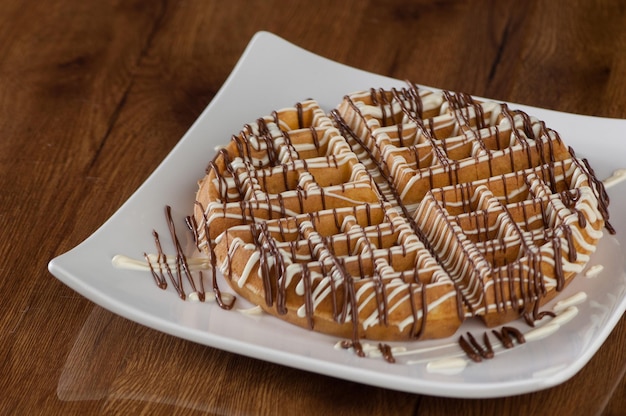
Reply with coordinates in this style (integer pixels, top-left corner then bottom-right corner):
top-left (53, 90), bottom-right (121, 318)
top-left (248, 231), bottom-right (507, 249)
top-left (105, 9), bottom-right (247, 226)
top-left (2, 0), bottom-right (625, 414)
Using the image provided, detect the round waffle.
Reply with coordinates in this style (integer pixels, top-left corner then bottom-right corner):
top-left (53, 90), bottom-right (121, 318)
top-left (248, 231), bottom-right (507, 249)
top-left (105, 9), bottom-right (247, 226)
top-left (193, 84), bottom-right (612, 341)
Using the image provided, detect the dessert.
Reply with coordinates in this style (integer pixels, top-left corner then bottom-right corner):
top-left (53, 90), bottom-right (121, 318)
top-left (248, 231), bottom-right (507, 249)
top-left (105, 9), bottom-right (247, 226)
top-left (193, 84), bottom-right (612, 341)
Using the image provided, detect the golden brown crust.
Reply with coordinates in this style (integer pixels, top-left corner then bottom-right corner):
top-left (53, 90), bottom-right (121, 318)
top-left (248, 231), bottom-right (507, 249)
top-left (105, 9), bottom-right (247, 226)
top-left (194, 87), bottom-right (608, 341)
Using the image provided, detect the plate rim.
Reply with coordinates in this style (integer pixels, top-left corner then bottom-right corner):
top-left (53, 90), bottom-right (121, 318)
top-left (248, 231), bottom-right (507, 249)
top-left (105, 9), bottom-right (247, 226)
top-left (49, 30), bottom-right (626, 398)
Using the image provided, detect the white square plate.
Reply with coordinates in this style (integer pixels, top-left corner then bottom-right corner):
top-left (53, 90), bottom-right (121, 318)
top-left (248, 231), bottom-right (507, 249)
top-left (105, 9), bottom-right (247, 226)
top-left (49, 31), bottom-right (626, 398)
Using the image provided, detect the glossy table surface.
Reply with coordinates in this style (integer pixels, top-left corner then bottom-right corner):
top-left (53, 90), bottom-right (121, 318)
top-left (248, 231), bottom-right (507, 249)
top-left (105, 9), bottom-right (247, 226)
top-left (3, 0), bottom-right (626, 414)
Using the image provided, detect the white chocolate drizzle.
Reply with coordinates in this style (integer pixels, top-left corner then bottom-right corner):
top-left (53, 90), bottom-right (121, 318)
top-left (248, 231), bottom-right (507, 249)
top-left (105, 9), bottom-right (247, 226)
top-left (553, 291), bottom-right (587, 312)
top-left (524, 322), bottom-right (560, 342)
top-left (112, 254), bottom-right (211, 272)
top-left (237, 305), bottom-right (264, 315)
top-left (603, 168), bottom-right (626, 188)
top-left (334, 290), bottom-right (586, 372)
top-left (426, 357), bottom-right (467, 375)
top-left (585, 264), bottom-right (604, 278)
top-left (120, 86), bottom-right (614, 374)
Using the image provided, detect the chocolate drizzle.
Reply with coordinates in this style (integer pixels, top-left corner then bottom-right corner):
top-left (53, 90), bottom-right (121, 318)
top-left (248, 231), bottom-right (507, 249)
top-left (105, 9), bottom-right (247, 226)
top-left (522, 300), bottom-right (556, 326)
top-left (378, 343), bottom-right (396, 363)
top-left (330, 106), bottom-right (435, 339)
top-left (143, 204), bottom-right (237, 309)
top-left (182, 83), bottom-right (614, 364)
top-left (459, 332), bottom-right (494, 362)
top-left (459, 326), bottom-right (528, 362)
top-left (569, 147), bottom-right (614, 234)
top-left (340, 339), bottom-right (365, 357)
top-left (144, 245), bottom-right (167, 290)
top-left (491, 326), bottom-right (526, 349)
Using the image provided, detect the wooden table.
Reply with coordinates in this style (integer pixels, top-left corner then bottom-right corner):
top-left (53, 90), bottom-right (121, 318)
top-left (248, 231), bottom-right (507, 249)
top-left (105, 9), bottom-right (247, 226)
top-left (3, 0), bottom-right (625, 414)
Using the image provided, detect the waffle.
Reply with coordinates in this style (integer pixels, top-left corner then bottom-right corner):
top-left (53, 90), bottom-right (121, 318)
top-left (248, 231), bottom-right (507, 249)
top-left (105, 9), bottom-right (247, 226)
top-left (193, 85), bottom-right (611, 341)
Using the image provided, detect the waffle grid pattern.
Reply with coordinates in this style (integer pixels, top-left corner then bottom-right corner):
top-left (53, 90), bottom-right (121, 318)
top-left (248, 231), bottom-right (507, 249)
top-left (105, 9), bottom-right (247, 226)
top-left (195, 86), bottom-right (607, 340)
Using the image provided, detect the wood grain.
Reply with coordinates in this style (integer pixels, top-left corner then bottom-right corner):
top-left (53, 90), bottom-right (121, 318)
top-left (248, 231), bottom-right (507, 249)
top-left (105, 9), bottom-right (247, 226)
top-left (1, 0), bottom-right (625, 414)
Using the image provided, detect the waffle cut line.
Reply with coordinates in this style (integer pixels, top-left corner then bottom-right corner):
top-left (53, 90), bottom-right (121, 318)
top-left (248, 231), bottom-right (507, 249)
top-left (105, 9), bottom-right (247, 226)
top-left (194, 85), bottom-right (612, 341)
